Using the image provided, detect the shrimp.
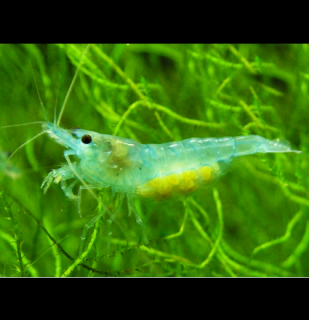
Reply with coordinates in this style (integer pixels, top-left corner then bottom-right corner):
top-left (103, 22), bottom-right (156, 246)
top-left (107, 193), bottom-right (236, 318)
top-left (39, 121), bottom-right (300, 253)
top-left (41, 126), bottom-right (300, 201)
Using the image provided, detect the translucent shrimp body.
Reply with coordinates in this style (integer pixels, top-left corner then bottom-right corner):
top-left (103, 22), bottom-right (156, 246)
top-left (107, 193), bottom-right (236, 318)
top-left (38, 121), bottom-right (301, 254)
top-left (42, 122), bottom-right (299, 201)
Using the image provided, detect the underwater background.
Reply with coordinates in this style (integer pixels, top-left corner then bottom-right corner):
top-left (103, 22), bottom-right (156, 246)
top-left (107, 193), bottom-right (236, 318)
top-left (0, 43), bottom-right (308, 277)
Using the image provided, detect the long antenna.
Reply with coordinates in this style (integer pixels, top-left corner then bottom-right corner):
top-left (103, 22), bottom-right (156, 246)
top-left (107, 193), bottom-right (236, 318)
top-left (28, 60), bottom-right (49, 122)
top-left (53, 91), bottom-right (59, 125)
top-left (57, 44), bottom-right (91, 126)
top-left (8, 131), bottom-right (47, 161)
top-left (0, 122), bottom-right (44, 129)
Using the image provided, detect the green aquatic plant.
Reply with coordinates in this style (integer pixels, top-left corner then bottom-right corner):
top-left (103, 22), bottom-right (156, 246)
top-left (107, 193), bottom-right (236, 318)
top-left (0, 44), bottom-right (307, 277)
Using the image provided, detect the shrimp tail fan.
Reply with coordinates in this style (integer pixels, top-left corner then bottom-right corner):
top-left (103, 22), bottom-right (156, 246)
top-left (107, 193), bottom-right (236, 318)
top-left (257, 139), bottom-right (301, 154)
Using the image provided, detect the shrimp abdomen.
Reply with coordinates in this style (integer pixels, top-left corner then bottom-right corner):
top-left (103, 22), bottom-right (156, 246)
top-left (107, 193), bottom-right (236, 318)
top-left (143, 135), bottom-right (298, 178)
top-left (184, 135), bottom-right (298, 162)
top-left (136, 135), bottom-right (299, 200)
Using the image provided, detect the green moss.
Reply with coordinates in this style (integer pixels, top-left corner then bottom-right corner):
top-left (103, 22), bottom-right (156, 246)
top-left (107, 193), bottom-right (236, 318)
top-left (0, 44), bottom-right (307, 277)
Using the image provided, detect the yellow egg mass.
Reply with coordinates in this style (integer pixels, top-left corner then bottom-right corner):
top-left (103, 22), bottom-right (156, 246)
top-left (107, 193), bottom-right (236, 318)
top-left (137, 164), bottom-right (218, 200)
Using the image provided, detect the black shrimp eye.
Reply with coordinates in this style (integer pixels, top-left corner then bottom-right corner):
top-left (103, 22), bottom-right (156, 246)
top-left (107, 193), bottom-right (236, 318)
top-left (81, 134), bottom-right (92, 144)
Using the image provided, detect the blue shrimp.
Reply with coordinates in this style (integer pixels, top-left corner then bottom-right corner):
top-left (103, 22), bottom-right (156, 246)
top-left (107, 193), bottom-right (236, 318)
top-left (41, 124), bottom-right (300, 200)
top-left (39, 121), bottom-right (300, 253)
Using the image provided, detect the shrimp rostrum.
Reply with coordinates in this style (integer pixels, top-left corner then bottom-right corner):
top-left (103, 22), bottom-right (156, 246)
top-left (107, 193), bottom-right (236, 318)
top-left (39, 120), bottom-right (300, 252)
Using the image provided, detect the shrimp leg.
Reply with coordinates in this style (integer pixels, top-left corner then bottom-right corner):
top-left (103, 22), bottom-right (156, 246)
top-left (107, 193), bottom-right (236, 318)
top-left (107, 192), bottom-right (125, 253)
top-left (127, 194), bottom-right (148, 245)
top-left (60, 180), bottom-right (79, 200)
top-left (77, 185), bottom-right (99, 217)
top-left (78, 203), bottom-right (108, 257)
top-left (78, 192), bottom-right (123, 256)
top-left (41, 165), bottom-right (76, 195)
